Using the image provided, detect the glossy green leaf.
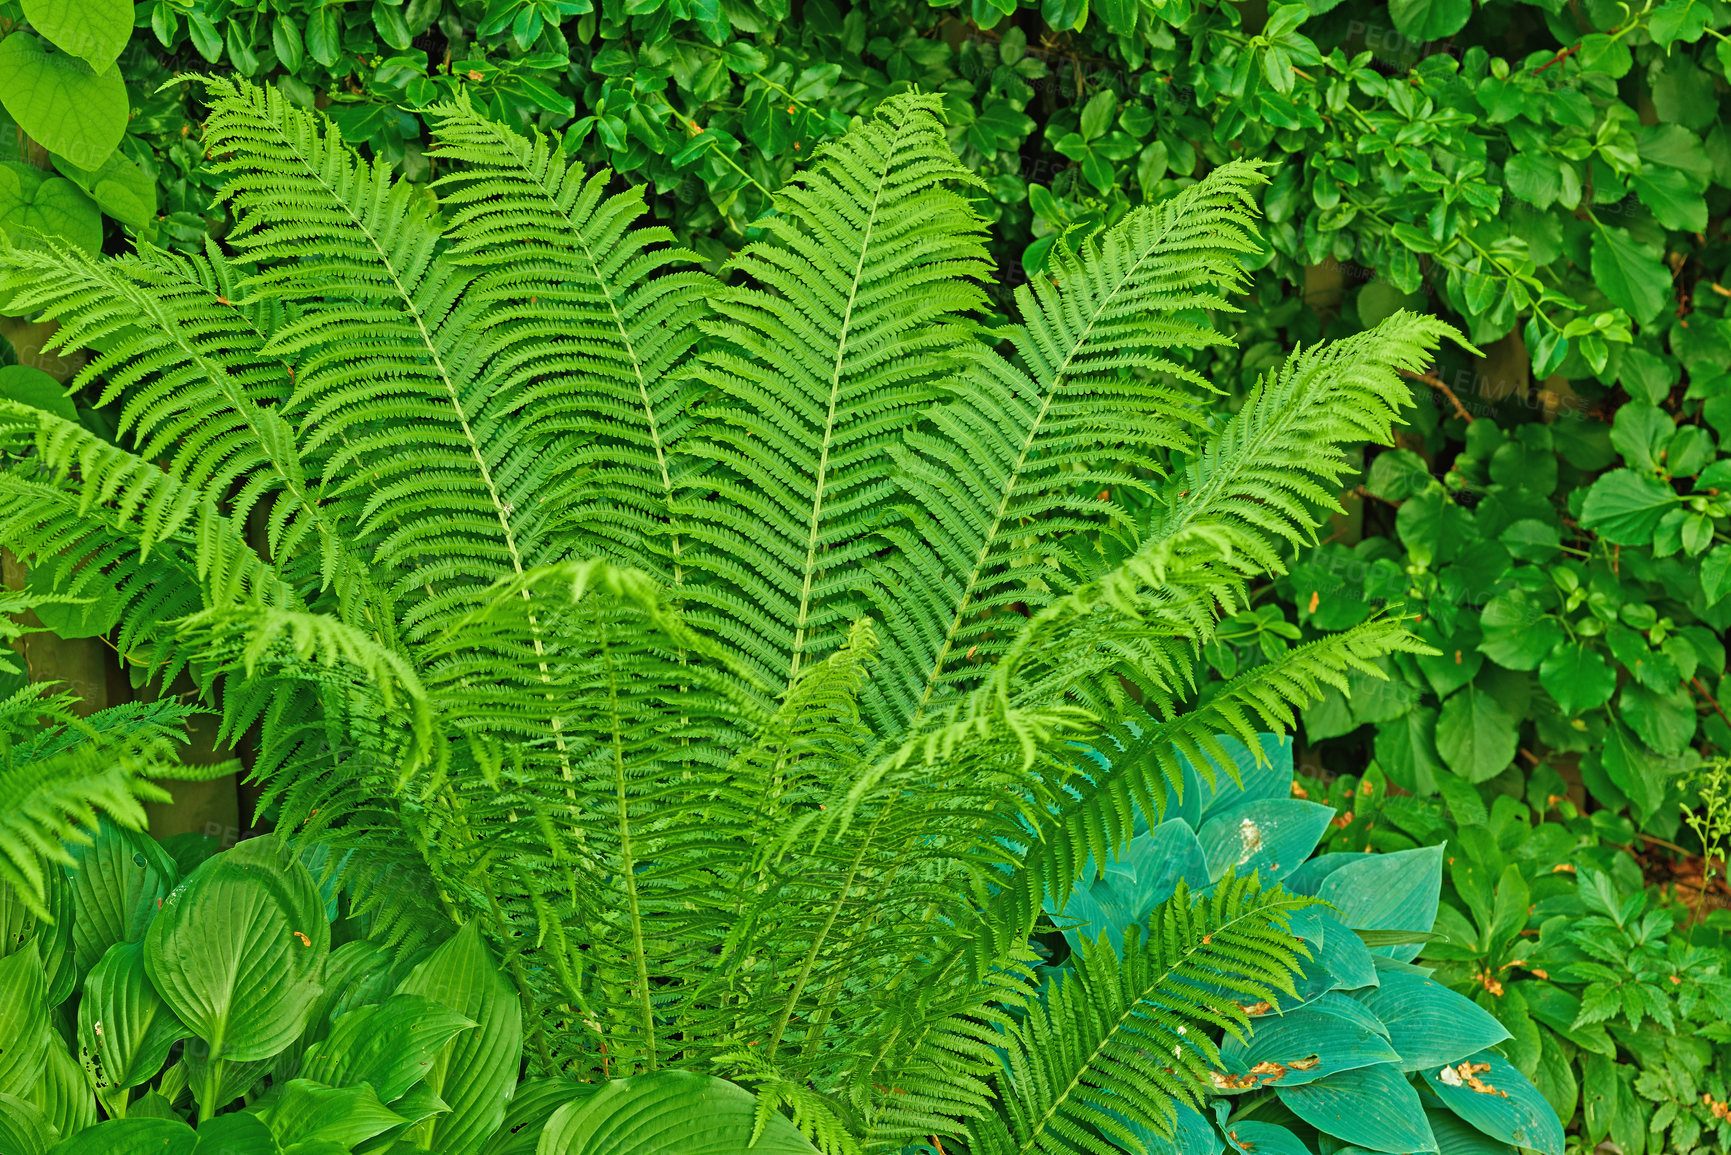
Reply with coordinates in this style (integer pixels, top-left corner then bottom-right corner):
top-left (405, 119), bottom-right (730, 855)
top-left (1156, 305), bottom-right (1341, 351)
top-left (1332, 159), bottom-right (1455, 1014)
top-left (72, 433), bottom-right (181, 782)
top-left (0, 36), bottom-right (127, 167)
top-left (19, 0), bottom-right (131, 71)
top-left (1388, 0), bottom-right (1470, 39)
top-left (50, 149), bottom-right (155, 230)
top-left (78, 940), bottom-right (191, 1091)
top-left (0, 161), bottom-right (101, 253)
top-left (395, 923), bottom-right (521, 1155)
top-left (143, 836), bottom-right (329, 1063)
top-left (0, 1094), bottom-right (53, 1155)
top-left (1538, 643), bottom-right (1616, 715)
top-left (0, 364), bottom-right (76, 423)
top-left (258, 1079), bottom-right (407, 1149)
top-left (47, 1118), bottom-right (197, 1153)
top-left (537, 1071), bottom-right (819, 1155)
top-left (480, 1078), bottom-right (594, 1155)
top-left (1589, 226), bottom-right (1671, 326)
top-left (1434, 686), bottom-right (1517, 784)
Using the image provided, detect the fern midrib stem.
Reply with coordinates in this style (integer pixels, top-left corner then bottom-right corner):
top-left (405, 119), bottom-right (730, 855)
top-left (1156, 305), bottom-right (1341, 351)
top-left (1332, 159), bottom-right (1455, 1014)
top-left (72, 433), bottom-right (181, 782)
top-left (786, 137), bottom-right (897, 692)
top-left (599, 604), bottom-right (659, 1067)
top-left (1013, 900), bottom-right (1297, 1155)
top-left (911, 236), bottom-right (1175, 724)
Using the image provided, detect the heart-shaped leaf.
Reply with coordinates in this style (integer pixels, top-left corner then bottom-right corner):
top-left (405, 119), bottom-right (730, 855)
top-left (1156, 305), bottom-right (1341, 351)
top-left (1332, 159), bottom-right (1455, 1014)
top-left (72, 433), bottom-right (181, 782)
top-left (1278, 1062), bottom-right (1437, 1153)
top-left (0, 35), bottom-right (127, 168)
top-left (143, 835), bottom-right (329, 1063)
top-left (20, 0), bottom-right (132, 72)
top-left (0, 161), bottom-right (100, 253)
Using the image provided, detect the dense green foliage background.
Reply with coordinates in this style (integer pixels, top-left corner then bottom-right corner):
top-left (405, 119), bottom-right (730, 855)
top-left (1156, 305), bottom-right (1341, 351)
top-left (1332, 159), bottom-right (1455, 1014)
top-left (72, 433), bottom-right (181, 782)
top-left (3, 0), bottom-right (1731, 1149)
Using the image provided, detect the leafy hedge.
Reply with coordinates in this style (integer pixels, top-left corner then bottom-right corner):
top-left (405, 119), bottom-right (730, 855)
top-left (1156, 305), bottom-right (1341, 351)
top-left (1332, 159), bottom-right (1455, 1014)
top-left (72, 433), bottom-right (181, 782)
top-left (1, 0), bottom-right (1729, 1149)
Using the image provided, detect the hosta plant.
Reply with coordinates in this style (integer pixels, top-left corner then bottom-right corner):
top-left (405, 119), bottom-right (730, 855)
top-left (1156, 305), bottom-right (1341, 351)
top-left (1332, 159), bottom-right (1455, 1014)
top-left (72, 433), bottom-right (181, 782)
top-left (1045, 731), bottom-right (1566, 1155)
top-left (0, 77), bottom-right (1466, 1150)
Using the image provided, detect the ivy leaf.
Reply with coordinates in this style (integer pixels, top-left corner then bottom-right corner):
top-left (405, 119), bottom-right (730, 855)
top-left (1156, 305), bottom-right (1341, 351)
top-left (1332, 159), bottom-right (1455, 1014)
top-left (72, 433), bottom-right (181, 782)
top-left (0, 35), bottom-right (128, 169)
top-left (1436, 684), bottom-right (1518, 784)
top-left (1388, 0), bottom-right (1471, 40)
top-left (1577, 470), bottom-right (1678, 543)
top-left (1539, 643), bottom-right (1617, 716)
top-left (19, 0), bottom-right (132, 72)
top-left (1590, 226), bottom-right (1671, 326)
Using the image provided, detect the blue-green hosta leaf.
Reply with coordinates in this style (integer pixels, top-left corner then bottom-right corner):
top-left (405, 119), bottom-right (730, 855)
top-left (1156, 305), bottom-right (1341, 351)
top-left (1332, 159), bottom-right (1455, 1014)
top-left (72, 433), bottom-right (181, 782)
top-left (1421, 1051), bottom-right (1564, 1155)
top-left (1112, 1097), bottom-right (1221, 1155)
top-left (300, 994), bottom-right (475, 1102)
top-left (1193, 733), bottom-right (1296, 824)
top-left (1221, 1120), bottom-right (1310, 1155)
top-left (0, 1093), bottom-right (53, 1155)
top-left (1199, 800), bottom-right (1334, 884)
top-left (0, 36), bottom-right (127, 167)
top-left (43, 1117), bottom-right (197, 1154)
top-left (1316, 846), bottom-right (1443, 963)
top-left (1284, 853), bottom-right (1366, 896)
top-left (1051, 819), bottom-right (1212, 952)
top-left (1288, 907), bottom-right (1378, 992)
top-left (143, 836), bottom-right (329, 1063)
top-left (537, 1071), bottom-right (819, 1154)
top-left (78, 940), bottom-right (191, 1091)
top-left (1426, 1107), bottom-right (1516, 1154)
top-left (1278, 1063), bottom-right (1437, 1153)
top-left (1217, 993), bottom-right (1400, 1089)
top-left (1349, 970), bottom-right (1510, 1071)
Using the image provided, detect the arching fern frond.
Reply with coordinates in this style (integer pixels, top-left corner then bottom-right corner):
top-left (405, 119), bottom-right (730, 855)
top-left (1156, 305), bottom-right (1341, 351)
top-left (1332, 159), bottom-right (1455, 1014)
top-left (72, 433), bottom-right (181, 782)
top-left (677, 90), bottom-right (994, 693)
top-left (427, 95), bottom-right (716, 584)
top-left (871, 161), bottom-right (1268, 731)
top-left (971, 877), bottom-right (1309, 1155)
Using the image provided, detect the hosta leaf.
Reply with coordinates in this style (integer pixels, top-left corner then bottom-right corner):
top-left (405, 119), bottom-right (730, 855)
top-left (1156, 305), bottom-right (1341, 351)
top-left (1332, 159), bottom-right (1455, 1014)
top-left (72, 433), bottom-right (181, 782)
top-left (1315, 845), bottom-right (1443, 963)
top-left (1217, 992), bottom-right (1400, 1087)
top-left (1422, 1050), bottom-right (1564, 1155)
top-left (537, 1071), bottom-right (818, 1154)
top-left (1221, 1119), bottom-right (1309, 1155)
top-left (257, 1079), bottom-right (407, 1149)
top-left (395, 923), bottom-right (521, 1155)
top-left (78, 939), bottom-right (191, 1091)
top-left (1348, 970), bottom-right (1511, 1070)
top-left (0, 1093), bottom-right (54, 1155)
top-left (68, 818), bottom-right (177, 973)
top-left (45, 1117), bottom-right (197, 1154)
top-left (1198, 799), bottom-right (1333, 884)
top-left (0, 945), bottom-right (48, 1097)
top-left (299, 994), bottom-right (475, 1102)
top-left (143, 836), bottom-right (329, 1063)
top-left (1277, 1062), bottom-right (1437, 1153)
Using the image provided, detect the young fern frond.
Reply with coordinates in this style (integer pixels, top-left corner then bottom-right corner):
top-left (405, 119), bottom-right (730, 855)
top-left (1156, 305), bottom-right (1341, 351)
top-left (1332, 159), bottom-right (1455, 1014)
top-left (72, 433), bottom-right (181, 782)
top-left (973, 877), bottom-right (1309, 1155)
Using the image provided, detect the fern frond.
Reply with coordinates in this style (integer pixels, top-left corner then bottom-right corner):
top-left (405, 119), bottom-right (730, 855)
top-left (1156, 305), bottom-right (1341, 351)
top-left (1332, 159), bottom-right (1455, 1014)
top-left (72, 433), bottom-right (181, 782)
top-left (971, 877), bottom-right (1309, 1155)
top-left (199, 77), bottom-right (563, 638)
top-left (873, 161), bottom-right (1268, 730)
top-left (428, 95), bottom-right (716, 583)
top-left (676, 90), bottom-right (993, 693)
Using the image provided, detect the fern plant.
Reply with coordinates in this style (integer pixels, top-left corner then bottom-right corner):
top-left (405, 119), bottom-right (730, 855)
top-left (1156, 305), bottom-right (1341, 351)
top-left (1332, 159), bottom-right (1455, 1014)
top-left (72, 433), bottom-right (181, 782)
top-left (0, 78), bottom-right (1464, 1152)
